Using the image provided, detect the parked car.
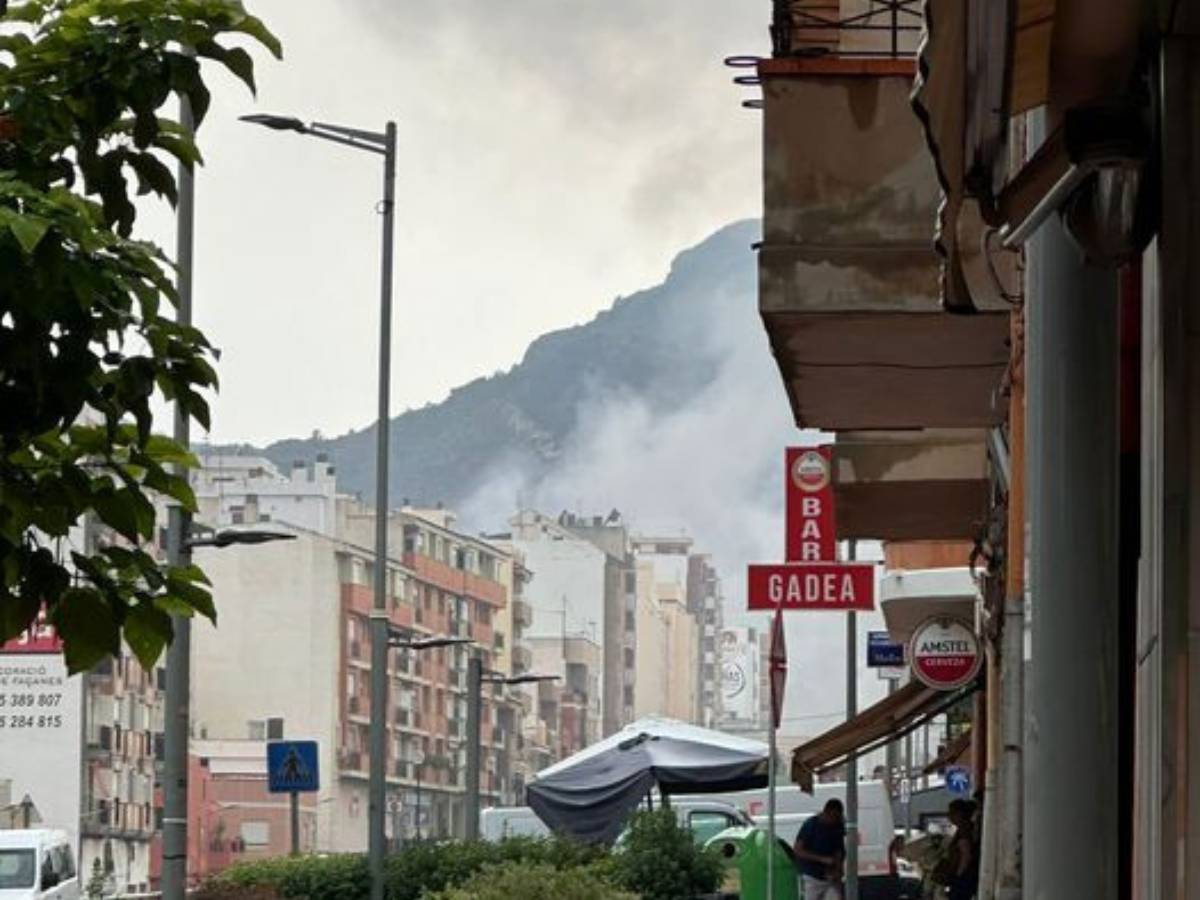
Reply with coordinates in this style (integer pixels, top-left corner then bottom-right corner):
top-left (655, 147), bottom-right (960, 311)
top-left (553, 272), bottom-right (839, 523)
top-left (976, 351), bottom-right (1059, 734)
top-left (480, 798), bottom-right (753, 847)
top-left (0, 829), bottom-right (79, 899)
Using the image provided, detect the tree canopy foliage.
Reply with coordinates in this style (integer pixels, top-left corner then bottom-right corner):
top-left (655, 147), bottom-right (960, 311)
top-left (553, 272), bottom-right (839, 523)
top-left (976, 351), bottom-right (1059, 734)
top-left (0, 0), bottom-right (279, 672)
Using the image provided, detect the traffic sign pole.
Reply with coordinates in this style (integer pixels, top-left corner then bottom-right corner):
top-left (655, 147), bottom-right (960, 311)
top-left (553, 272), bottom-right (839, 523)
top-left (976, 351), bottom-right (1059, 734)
top-left (290, 791), bottom-right (300, 856)
top-left (767, 605), bottom-right (787, 900)
top-left (845, 542), bottom-right (859, 900)
top-left (767, 711), bottom-right (777, 900)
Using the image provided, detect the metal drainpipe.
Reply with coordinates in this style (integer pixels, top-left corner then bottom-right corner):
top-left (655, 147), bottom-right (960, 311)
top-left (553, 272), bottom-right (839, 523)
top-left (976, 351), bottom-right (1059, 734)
top-left (1023, 103), bottom-right (1120, 900)
top-left (996, 299), bottom-right (1026, 900)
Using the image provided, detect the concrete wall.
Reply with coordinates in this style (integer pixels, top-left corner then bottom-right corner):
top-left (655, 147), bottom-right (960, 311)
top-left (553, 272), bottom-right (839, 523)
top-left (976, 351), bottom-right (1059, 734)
top-left (633, 561), bottom-right (669, 720)
top-left (660, 594), bottom-right (699, 722)
top-left (190, 534), bottom-right (344, 851)
top-left (511, 534), bottom-right (606, 641)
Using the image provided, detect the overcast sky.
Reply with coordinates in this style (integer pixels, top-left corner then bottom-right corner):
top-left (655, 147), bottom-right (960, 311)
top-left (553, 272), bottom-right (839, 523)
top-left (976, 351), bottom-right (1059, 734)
top-left (139, 0), bottom-right (765, 445)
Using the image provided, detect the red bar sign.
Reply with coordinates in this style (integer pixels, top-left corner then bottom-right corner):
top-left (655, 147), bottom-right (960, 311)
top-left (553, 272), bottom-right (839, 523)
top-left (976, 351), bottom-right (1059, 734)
top-left (786, 447), bottom-right (836, 562)
top-left (748, 563), bottom-right (876, 612)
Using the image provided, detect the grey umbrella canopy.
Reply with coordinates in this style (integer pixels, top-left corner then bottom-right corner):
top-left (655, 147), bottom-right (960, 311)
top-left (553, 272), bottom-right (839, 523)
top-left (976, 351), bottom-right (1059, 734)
top-left (526, 716), bottom-right (769, 844)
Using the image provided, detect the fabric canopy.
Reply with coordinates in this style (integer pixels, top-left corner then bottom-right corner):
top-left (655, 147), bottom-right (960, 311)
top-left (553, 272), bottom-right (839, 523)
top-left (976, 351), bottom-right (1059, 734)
top-left (923, 727), bottom-right (973, 775)
top-left (527, 716), bottom-right (768, 844)
top-left (791, 679), bottom-right (979, 792)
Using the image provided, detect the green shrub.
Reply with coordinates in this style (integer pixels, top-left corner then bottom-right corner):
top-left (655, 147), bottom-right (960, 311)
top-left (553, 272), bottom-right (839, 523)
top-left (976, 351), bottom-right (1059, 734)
top-left (610, 808), bottom-right (723, 900)
top-left (424, 861), bottom-right (635, 900)
top-left (214, 836), bottom-right (607, 900)
top-left (218, 854), bottom-right (368, 900)
top-left (191, 882), bottom-right (286, 900)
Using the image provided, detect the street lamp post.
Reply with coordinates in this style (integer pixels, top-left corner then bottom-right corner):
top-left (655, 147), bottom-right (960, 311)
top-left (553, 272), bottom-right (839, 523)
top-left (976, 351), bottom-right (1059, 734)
top-left (162, 521), bottom-right (296, 900)
top-left (160, 87), bottom-right (197, 900)
top-left (465, 667), bottom-right (558, 840)
top-left (242, 113), bottom-right (397, 900)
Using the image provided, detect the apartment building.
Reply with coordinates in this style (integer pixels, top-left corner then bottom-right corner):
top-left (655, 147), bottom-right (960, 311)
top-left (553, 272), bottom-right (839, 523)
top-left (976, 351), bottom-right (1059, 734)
top-left (80, 654), bottom-right (164, 896)
top-left (686, 554), bottom-right (724, 727)
top-left (554, 513), bottom-right (638, 735)
top-left (630, 536), bottom-right (706, 724)
top-left (506, 511), bottom-right (607, 744)
top-left (184, 456), bottom-right (518, 851)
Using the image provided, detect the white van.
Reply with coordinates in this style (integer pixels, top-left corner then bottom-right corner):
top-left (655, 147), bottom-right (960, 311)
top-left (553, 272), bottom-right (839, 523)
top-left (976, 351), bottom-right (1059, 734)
top-left (480, 806), bottom-right (551, 841)
top-left (0, 829), bottom-right (79, 899)
top-left (678, 781), bottom-right (896, 880)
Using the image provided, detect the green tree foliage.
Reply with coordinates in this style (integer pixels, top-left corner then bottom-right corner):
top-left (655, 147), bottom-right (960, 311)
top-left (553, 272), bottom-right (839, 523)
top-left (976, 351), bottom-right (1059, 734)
top-left (0, 0), bottom-right (279, 672)
top-left (610, 808), bottom-right (724, 900)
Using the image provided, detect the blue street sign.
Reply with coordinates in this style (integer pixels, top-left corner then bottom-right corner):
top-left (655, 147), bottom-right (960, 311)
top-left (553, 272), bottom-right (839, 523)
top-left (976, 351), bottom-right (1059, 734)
top-left (267, 740), bottom-right (320, 793)
top-left (946, 765), bottom-right (972, 797)
top-left (867, 631), bottom-right (905, 668)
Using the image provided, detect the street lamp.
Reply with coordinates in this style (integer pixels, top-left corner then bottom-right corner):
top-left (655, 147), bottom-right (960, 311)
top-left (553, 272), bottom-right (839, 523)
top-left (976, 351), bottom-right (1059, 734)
top-left (184, 528), bottom-right (297, 550)
top-left (465, 664), bottom-right (558, 839)
top-left (162, 522), bottom-right (295, 899)
top-left (389, 634), bottom-right (473, 651)
top-left (242, 111), bottom-right (397, 900)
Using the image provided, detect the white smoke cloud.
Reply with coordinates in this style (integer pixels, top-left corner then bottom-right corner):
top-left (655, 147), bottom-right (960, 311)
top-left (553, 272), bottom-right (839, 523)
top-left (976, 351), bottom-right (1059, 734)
top-left (459, 244), bottom-right (891, 738)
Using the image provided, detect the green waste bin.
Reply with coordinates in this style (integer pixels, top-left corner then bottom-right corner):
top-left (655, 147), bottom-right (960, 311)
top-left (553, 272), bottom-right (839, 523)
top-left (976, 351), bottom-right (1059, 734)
top-left (705, 826), bottom-right (799, 900)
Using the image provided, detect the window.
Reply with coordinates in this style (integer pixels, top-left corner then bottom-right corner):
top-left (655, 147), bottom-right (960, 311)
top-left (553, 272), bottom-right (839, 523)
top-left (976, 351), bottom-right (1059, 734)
top-left (54, 844), bottom-right (76, 880)
top-left (240, 822), bottom-right (270, 847)
top-left (247, 720), bottom-right (266, 741)
top-left (0, 850), bottom-right (35, 889)
top-left (688, 811), bottom-right (738, 845)
top-left (478, 604), bottom-right (492, 625)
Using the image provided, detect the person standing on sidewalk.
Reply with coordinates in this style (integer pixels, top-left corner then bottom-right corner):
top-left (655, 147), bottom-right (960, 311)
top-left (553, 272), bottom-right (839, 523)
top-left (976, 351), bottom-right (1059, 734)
top-left (945, 799), bottom-right (979, 900)
top-left (794, 799), bottom-right (847, 900)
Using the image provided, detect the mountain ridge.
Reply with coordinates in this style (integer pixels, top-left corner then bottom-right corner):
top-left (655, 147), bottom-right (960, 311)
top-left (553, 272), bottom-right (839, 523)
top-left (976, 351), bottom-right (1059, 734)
top-left (205, 219), bottom-right (762, 517)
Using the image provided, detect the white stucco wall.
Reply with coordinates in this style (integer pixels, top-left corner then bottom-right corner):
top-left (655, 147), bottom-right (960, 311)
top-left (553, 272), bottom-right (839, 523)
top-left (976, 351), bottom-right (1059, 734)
top-left (190, 534), bottom-right (344, 851)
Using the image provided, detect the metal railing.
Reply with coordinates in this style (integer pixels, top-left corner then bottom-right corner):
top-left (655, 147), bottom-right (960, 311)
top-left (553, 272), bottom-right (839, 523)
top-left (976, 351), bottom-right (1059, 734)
top-left (770, 0), bottom-right (922, 58)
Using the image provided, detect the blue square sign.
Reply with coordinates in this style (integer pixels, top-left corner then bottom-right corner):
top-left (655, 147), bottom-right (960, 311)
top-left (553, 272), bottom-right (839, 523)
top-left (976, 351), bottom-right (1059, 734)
top-left (267, 740), bottom-right (320, 793)
top-left (867, 631), bottom-right (906, 668)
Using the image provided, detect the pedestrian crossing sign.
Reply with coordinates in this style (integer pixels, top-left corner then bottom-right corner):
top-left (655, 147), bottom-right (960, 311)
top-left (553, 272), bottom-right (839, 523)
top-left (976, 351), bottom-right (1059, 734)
top-left (267, 740), bottom-right (320, 793)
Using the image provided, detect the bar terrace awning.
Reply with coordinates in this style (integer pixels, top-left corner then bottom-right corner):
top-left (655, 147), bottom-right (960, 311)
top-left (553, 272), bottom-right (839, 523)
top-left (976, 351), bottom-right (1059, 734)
top-left (923, 727), bottom-right (972, 775)
top-left (791, 678), bottom-right (979, 792)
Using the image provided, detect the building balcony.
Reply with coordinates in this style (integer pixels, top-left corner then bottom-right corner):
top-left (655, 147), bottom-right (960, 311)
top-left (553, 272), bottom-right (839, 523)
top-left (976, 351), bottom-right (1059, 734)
top-left (832, 430), bottom-right (993, 541)
top-left (402, 552), bottom-right (506, 607)
top-left (512, 599), bottom-right (534, 629)
top-left (771, 0), bottom-right (923, 59)
top-left (339, 750), bottom-right (365, 773)
top-left (511, 644), bottom-right (533, 673)
top-left (758, 50), bottom-right (1008, 435)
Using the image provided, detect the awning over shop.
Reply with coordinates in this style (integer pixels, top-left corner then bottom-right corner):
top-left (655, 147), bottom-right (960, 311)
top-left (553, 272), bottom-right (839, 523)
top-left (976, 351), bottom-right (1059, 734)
top-left (923, 728), bottom-right (973, 775)
top-left (791, 678), bottom-right (979, 792)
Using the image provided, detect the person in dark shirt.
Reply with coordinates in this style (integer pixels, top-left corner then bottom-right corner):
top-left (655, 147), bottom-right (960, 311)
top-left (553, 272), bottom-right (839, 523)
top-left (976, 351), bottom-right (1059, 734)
top-left (946, 799), bottom-right (980, 900)
top-left (794, 799), bottom-right (846, 900)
